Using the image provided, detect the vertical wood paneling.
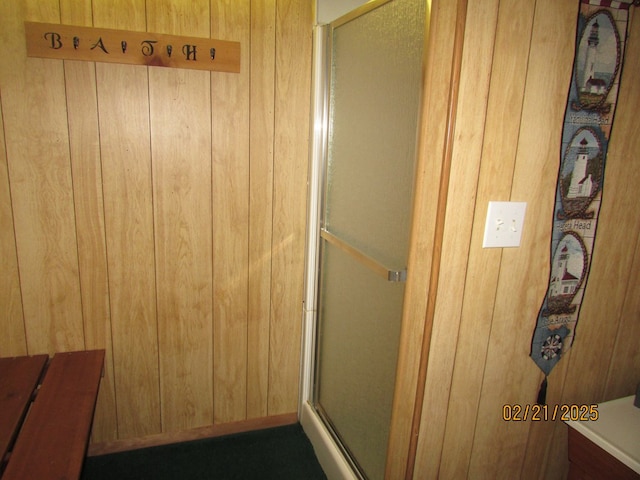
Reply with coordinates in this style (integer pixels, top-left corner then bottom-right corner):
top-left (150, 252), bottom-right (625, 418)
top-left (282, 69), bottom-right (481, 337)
top-left (598, 86), bottom-right (640, 399)
top-left (514, 3), bottom-right (577, 478)
top-left (1, 0), bottom-right (310, 445)
top-left (211, 0), bottom-right (251, 423)
top-left (414, 0), bottom-right (499, 476)
top-left (0, 2), bottom-right (27, 360)
top-left (539, 11), bottom-right (640, 477)
top-left (1, 0), bottom-right (637, 469)
top-left (59, 0), bottom-right (117, 445)
top-left (64, 59), bottom-right (117, 444)
top-left (248, 0), bottom-right (276, 419)
top-left (606, 236), bottom-right (640, 399)
top-left (0, 0), bottom-right (84, 355)
top-left (148, 0), bottom-right (214, 434)
top-left (412, 0), bottom-right (640, 478)
top-left (438, 0), bottom-right (536, 477)
top-left (0, 98), bottom-right (26, 357)
top-left (467, 0), bottom-right (577, 476)
top-left (1, 0), bottom-right (311, 444)
top-left (0, 0), bottom-right (288, 441)
top-left (523, 350), bottom-right (574, 480)
top-left (268, 0), bottom-right (312, 415)
top-left (93, 0), bottom-right (161, 439)
top-left (560, 6), bottom-right (640, 403)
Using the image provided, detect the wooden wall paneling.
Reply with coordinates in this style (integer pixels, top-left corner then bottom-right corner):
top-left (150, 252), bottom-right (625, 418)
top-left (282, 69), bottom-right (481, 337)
top-left (467, 0), bottom-right (578, 477)
top-left (248, 0), bottom-right (276, 420)
top-left (490, 2), bottom-right (571, 478)
top-left (536, 10), bottom-right (640, 479)
top-left (594, 10), bottom-right (640, 403)
top-left (64, 59), bottom-right (117, 444)
top-left (536, 413), bottom-right (571, 480)
top-left (413, 0), bottom-right (498, 476)
top-left (59, 0), bottom-right (92, 25)
top-left (522, 350), bottom-right (573, 479)
top-left (0, 92), bottom-right (27, 357)
top-left (0, 8), bottom-right (23, 358)
top-left (559, 18), bottom-right (640, 401)
top-left (268, 0), bottom-right (312, 415)
top-left (211, 0), bottom-right (251, 424)
top-left (386, 1), bottom-right (458, 476)
top-left (603, 12), bottom-right (640, 401)
top-left (59, 0), bottom-right (117, 444)
top-left (524, 6), bottom-right (640, 480)
top-left (548, 21), bottom-right (640, 477)
top-left (0, 7), bottom-right (25, 354)
top-left (148, 1), bottom-right (214, 433)
top-left (605, 235), bottom-right (640, 400)
top-left (437, 0), bottom-right (536, 478)
top-left (66, 70), bottom-right (113, 437)
top-left (605, 238), bottom-right (640, 398)
top-left (93, 0), bottom-right (161, 439)
top-left (544, 15), bottom-right (640, 477)
top-left (0, 0), bottom-right (85, 354)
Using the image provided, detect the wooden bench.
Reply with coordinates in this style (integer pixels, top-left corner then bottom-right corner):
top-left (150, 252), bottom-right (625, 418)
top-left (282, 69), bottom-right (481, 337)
top-left (0, 350), bottom-right (104, 480)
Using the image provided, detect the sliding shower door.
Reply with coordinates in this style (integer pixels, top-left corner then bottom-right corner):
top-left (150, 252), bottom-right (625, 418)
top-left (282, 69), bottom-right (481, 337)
top-left (313, 0), bottom-right (424, 478)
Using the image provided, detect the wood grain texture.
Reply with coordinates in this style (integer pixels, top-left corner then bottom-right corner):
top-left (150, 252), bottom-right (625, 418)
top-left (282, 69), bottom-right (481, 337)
top-left (268, 0), bottom-right (312, 415)
top-left (248, 0), bottom-right (276, 420)
top-left (2, 350), bottom-right (104, 480)
top-left (414, 0), bottom-right (499, 476)
top-left (25, 22), bottom-right (241, 73)
top-left (467, 0), bottom-right (577, 477)
top-left (59, 0), bottom-right (117, 445)
top-left (597, 9), bottom-right (640, 402)
top-left (93, 0), bottom-right (161, 440)
top-left (411, 0), bottom-right (640, 478)
top-left (0, 0), bottom-right (85, 355)
top-left (438, 0), bottom-right (536, 477)
top-left (2, 1), bottom-right (635, 474)
top-left (148, 0), bottom-right (214, 435)
top-left (211, 0), bottom-right (251, 424)
top-left (0, 354), bottom-right (48, 460)
top-left (63, 58), bottom-right (117, 443)
top-left (0, 98), bottom-right (26, 357)
top-left (0, 0), bottom-right (309, 445)
top-left (512, 5), bottom-right (579, 478)
top-left (96, 59), bottom-right (161, 439)
top-left (543, 9), bottom-right (640, 476)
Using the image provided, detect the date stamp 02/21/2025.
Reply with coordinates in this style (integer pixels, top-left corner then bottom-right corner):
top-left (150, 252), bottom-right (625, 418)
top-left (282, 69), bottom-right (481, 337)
top-left (502, 404), bottom-right (599, 422)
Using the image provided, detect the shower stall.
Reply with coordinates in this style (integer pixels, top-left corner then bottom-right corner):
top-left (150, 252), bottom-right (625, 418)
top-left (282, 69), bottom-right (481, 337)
top-left (300, 1), bottom-right (426, 478)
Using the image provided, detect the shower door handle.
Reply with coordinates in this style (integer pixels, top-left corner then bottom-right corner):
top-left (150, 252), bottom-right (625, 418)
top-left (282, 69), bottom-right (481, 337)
top-left (320, 229), bottom-right (407, 282)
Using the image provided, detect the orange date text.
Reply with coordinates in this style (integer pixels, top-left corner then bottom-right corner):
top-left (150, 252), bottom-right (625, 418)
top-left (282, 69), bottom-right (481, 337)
top-left (502, 404), bottom-right (598, 421)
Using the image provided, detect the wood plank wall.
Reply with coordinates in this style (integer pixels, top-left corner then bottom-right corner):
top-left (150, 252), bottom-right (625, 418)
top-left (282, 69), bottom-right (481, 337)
top-left (408, 0), bottom-right (640, 478)
top-left (0, 0), bottom-right (312, 443)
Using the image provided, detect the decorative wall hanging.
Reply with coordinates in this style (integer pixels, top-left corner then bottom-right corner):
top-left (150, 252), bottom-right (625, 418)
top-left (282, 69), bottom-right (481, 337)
top-left (25, 22), bottom-right (240, 73)
top-left (530, 0), bottom-right (636, 404)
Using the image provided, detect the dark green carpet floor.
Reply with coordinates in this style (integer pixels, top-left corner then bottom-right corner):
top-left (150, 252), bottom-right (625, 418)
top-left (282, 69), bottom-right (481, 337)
top-left (81, 423), bottom-right (327, 480)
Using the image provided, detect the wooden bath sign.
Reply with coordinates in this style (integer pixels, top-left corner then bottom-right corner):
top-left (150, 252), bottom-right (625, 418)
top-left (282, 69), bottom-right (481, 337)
top-left (25, 21), bottom-right (240, 73)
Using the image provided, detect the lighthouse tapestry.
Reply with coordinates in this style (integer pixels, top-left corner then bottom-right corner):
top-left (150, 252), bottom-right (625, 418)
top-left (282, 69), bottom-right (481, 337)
top-left (530, 0), bottom-right (634, 401)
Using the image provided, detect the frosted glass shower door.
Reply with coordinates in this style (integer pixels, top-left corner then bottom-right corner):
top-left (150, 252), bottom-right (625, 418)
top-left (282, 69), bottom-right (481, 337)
top-left (313, 0), bottom-right (424, 478)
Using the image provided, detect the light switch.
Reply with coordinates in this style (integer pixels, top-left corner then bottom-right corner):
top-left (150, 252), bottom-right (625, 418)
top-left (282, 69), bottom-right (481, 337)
top-left (482, 201), bottom-right (527, 248)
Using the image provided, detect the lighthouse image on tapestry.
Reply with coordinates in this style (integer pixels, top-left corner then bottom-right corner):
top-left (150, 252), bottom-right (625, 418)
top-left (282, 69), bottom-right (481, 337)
top-left (559, 127), bottom-right (603, 220)
top-left (574, 10), bottom-right (620, 112)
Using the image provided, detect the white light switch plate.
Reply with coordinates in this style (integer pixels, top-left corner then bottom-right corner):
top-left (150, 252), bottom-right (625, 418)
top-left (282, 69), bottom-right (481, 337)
top-left (482, 201), bottom-right (527, 248)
